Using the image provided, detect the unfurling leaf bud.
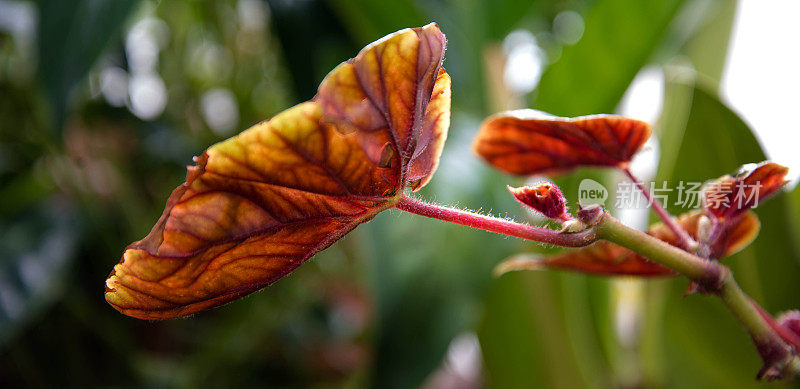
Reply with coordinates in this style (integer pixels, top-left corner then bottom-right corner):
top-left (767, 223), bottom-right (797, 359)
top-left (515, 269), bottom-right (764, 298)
top-left (576, 203), bottom-right (605, 226)
top-left (702, 162), bottom-right (789, 221)
top-left (508, 182), bottom-right (568, 221)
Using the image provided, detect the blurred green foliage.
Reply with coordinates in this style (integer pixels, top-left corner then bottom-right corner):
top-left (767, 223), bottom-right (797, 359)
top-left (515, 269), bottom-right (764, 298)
top-left (0, 0), bottom-right (798, 387)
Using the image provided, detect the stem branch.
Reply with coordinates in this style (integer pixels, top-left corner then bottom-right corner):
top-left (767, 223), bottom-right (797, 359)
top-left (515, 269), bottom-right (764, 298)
top-left (622, 167), bottom-right (697, 251)
top-left (598, 214), bottom-right (799, 379)
top-left (598, 214), bottom-right (719, 284)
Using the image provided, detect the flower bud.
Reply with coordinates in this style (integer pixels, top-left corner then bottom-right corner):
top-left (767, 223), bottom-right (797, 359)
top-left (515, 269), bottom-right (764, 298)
top-left (508, 182), bottom-right (568, 220)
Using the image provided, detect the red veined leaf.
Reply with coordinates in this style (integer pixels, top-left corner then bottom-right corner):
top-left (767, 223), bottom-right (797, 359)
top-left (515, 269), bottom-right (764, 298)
top-left (495, 210), bottom-right (760, 277)
top-left (105, 23), bottom-right (451, 319)
top-left (495, 243), bottom-right (668, 277)
top-left (703, 162), bottom-right (789, 221)
top-left (473, 110), bottom-right (651, 175)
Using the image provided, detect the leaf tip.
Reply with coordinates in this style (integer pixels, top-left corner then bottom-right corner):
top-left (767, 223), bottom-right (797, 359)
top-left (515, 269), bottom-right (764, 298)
top-left (703, 161), bottom-right (790, 220)
top-left (493, 255), bottom-right (544, 277)
top-left (104, 269), bottom-right (130, 315)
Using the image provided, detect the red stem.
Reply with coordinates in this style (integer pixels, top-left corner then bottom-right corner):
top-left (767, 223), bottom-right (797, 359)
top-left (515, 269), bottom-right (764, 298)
top-left (622, 167), bottom-right (697, 251)
top-left (395, 195), bottom-right (598, 247)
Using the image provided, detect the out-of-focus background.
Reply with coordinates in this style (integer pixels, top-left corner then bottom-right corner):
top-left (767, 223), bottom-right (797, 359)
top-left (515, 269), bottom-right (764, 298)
top-left (1, 0), bottom-right (799, 387)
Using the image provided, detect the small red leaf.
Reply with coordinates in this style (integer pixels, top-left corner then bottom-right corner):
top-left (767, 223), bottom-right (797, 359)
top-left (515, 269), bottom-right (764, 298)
top-left (473, 110), bottom-right (651, 175)
top-left (703, 162), bottom-right (789, 221)
top-left (508, 182), bottom-right (568, 220)
top-left (497, 210), bottom-right (760, 277)
top-left (106, 24), bottom-right (451, 319)
top-left (648, 210), bottom-right (760, 259)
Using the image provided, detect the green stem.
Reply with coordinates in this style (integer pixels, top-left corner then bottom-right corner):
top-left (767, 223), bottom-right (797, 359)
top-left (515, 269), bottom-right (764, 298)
top-left (598, 213), bottom-right (799, 379)
top-left (598, 215), bottom-right (721, 285)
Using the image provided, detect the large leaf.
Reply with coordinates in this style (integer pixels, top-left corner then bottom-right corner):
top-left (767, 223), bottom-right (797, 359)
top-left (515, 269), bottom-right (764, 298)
top-left (105, 24), bottom-right (451, 319)
top-left (532, 0), bottom-right (686, 116)
top-left (474, 110), bottom-right (651, 175)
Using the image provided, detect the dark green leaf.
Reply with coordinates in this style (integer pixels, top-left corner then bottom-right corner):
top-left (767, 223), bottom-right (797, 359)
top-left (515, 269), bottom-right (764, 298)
top-left (365, 205), bottom-right (506, 388)
top-left (479, 272), bottom-right (614, 388)
top-left (37, 0), bottom-right (138, 133)
top-left (533, 0), bottom-right (686, 116)
top-left (325, 0), bottom-right (425, 44)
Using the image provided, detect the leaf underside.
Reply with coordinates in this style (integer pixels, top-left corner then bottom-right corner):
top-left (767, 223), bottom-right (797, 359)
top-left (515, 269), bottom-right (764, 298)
top-left (106, 23), bottom-right (451, 319)
top-left (473, 111), bottom-right (651, 176)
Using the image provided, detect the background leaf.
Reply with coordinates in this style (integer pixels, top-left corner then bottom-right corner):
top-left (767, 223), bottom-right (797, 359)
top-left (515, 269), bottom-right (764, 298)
top-left (37, 0), bottom-right (139, 133)
top-left (532, 0), bottom-right (686, 116)
top-left (480, 271), bottom-right (614, 388)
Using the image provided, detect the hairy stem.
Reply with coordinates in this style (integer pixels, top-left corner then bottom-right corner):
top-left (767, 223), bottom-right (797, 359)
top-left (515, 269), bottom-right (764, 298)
top-left (622, 167), bottom-right (697, 251)
top-left (395, 195), bottom-right (598, 247)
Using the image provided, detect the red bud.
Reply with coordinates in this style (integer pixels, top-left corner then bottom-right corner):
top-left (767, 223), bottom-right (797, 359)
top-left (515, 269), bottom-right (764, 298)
top-left (508, 182), bottom-right (569, 221)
